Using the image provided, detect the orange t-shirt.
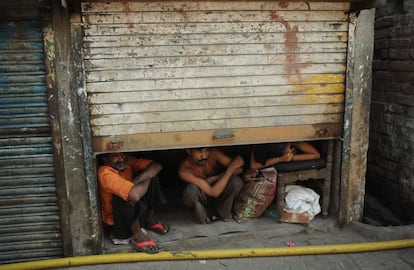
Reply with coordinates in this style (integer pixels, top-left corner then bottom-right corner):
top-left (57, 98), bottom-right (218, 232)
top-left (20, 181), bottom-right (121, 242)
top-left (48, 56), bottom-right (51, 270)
top-left (97, 156), bottom-right (153, 226)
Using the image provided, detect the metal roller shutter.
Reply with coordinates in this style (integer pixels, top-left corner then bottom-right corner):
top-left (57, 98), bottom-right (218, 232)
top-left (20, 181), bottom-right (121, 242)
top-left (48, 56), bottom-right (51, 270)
top-left (0, 0), bottom-right (63, 263)
top-left (82, 1), bottom-right (350, 153)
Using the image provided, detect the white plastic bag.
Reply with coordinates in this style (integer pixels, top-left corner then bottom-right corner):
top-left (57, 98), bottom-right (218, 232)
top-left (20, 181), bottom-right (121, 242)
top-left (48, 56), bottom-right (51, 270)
top-left (283, 185), bottom-right (321, 220)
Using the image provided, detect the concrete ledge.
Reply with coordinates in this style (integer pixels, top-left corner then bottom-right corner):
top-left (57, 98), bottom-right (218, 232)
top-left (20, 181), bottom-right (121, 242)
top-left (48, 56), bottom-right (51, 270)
top-left (349, 221), bottom-right (414, 241)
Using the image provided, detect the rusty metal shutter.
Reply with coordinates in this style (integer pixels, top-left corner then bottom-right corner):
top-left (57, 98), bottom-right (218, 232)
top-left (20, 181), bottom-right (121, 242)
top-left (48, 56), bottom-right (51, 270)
top-left (0, 1), bottom-right (64, 264)
top-left (82, 1), bottom-right (349, 153)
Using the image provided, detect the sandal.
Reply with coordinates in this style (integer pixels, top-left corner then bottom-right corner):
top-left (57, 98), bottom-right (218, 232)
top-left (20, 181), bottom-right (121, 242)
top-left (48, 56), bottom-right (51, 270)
top-left (210, 215), bottom-right (220, 222)
top-left (130, 239), bottom-right (161, 254)
top-left (146, 222), bottom-right (169, 235)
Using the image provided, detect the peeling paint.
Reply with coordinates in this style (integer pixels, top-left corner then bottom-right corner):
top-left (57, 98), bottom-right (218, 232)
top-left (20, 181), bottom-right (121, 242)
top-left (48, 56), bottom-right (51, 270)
top-left (77, 87), bottom-right (87, 97)
top-left (67, 101), bottom-right (74, 126)
top-left (344, 118), bottom-right (350, 129)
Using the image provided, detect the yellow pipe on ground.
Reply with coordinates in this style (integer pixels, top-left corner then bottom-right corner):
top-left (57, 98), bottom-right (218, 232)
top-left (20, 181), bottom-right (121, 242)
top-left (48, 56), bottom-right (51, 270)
top-left (2, 239), bottom-right (414, 270)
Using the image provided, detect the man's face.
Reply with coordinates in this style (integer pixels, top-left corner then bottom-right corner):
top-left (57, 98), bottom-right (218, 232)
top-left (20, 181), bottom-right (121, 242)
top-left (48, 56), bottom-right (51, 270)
top-left (188, 148), bottom-right (210, 166)
top-left (106, 153), bottom-right (127, 171)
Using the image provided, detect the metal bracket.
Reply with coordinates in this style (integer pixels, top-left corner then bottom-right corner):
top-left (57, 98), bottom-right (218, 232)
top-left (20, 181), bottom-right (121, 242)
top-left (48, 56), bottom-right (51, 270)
top-left (213, 129), bottom-right (235, 140)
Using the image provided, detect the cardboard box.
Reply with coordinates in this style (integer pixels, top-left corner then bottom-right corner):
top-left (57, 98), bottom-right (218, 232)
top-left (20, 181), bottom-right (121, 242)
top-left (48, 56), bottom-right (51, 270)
top-left (279, 211), bottom-right (310, 224)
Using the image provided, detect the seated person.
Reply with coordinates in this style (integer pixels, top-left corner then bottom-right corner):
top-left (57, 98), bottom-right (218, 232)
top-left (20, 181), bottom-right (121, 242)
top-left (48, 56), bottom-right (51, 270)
top-left (178, 147), bottom-right (244, 224)
top-left (98, 152), bottom-right (169, 254)
top-left (250, 142), bottom-right (320, 170)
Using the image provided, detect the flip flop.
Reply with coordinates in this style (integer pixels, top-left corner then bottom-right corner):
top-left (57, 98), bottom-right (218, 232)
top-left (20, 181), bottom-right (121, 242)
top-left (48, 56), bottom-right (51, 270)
top-left (211, 215), bottom-right (232, 222)
top-left (130, 239), bottom-right (161, 254)
top-left (209, 215), bottom-right (221, 222)
top-left (146, 222), bottom-right (169, 235)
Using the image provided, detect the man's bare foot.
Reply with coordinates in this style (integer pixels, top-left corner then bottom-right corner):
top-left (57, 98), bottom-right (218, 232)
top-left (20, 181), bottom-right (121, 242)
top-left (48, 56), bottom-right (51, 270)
top-left (220, 215), bottom-right (233, 222)
top-left (194, 202), bottom-right (211, 224)
top-left (200, 217), bottom-right (212, 224)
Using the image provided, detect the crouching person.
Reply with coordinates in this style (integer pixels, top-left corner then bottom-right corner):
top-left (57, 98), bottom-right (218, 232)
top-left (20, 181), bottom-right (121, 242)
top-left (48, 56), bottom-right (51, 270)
top-left (98, 152), bottom-right (169, 253)
top-left (178, 147), bottom-right (244, 224)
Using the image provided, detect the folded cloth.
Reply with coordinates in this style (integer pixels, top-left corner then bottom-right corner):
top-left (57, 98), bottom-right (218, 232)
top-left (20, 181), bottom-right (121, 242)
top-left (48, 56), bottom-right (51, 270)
top-left (111, 237), bottom-right (131, 245)
top-left (283, 185), bottom-right (321, 220)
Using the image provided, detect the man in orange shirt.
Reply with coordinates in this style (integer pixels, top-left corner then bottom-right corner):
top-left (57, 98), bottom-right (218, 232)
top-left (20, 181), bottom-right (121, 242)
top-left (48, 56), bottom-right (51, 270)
top-left (98, 152), bottom-right (168, 253)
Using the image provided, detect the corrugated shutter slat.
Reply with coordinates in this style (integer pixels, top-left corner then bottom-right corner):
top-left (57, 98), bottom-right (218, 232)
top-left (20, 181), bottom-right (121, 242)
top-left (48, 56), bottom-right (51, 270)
top-left (82, 1), bottom-right (349, 152)
top-left (0, 0), bottom-right (64, 264)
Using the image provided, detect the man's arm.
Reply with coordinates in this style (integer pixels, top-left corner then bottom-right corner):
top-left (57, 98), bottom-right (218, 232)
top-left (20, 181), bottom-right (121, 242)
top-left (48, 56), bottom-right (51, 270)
top-left (250, 144), bottom-right (293, 170)
top-left (291, 142), bottom-right (320, 161)
top-left (128, 161), bottom-right (163, 205)
top-left (133, 161), bottom-right (163, 184)
top-left (178, 154), bottom-right (244, 198)
top-left (209, 148), bottom-right (244, 175)
top-left (127, 182), bottom-right (150, 205)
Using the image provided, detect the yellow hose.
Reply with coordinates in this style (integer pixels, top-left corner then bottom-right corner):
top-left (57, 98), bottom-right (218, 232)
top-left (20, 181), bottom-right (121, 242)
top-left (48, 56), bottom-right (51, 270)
top-left (2, 239), bottom-right (414, 270)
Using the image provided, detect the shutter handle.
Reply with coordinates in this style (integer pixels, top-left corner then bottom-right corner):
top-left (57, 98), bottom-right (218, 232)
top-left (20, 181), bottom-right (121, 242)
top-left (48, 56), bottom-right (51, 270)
top-left (213, 130), bottom-right (235, 140)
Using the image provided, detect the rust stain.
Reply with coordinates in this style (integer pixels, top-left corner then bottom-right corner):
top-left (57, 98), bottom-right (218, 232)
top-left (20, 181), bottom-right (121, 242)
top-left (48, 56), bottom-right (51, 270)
top-left (269, 12), bottom-right (310, 75)
top-left (121, 2), bottom-right (133, 26)
top-left (121, 1), bottom-right (131, 12)
top-left (278, 2), bottom-right (289, 8)
top-left (316, 128), bottom-right (332, 137)
top-left (107, 141), bottom-right (123, 151)
top-left (269, 12), bottom-right (298, 46)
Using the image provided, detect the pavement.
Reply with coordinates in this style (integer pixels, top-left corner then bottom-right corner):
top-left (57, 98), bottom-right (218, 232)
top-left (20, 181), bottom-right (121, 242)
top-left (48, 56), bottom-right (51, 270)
top-left (4, 186), bottom-right (414, 270)
top-left (53, 198), bottom-right (414, 270)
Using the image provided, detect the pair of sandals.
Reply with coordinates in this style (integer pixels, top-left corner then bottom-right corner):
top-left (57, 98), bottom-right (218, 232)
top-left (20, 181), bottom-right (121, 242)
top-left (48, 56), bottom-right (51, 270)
top-left (130, 222), bottom-right (169, 254)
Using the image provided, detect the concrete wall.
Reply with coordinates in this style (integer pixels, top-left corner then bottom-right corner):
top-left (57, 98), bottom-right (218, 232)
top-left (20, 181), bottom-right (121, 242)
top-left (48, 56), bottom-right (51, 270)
top-left (46, 1), bottom-right (101, 255)
top-left (367, 0), bottom-right (414, 222)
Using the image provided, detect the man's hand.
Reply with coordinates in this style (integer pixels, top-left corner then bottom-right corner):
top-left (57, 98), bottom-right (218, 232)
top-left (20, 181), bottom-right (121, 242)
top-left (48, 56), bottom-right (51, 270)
top-left (229, 155), bottom-right (244, 170)
top-left (127, 198), bottom-right (137, 207)
top-left (127, 191), bottom-right (139, 206)
top-left (233, 167), bottom-right (243, 176)
top-left (280, 148), bottom-right (293, 162)
top-left (127, 184), bottom-right (147, 206)
top-left (133, 174), bottom-right (151, 184)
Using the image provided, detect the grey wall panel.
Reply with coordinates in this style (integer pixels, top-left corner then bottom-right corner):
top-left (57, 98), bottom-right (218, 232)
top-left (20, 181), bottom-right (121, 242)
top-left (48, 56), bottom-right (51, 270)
top-left (0, 0), bottom-right (64, 264)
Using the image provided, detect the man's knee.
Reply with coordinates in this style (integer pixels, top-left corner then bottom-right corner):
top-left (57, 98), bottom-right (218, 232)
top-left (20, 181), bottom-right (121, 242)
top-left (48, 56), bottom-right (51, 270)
top-left (182, 184), bottom-right (201, 207)
top-left (228, 175), bottom-right (243, 194)
top-left (147, 176), bottom-right (160, 190)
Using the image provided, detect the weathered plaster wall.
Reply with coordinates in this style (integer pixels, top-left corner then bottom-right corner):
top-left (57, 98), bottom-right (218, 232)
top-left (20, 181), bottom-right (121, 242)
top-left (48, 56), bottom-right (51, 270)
top-left (47, 1), bottom-right (101, 255)
top-left (367, 0), bottom-right (414, 222)
top-left (339, 8), bottom-right (375, 225)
